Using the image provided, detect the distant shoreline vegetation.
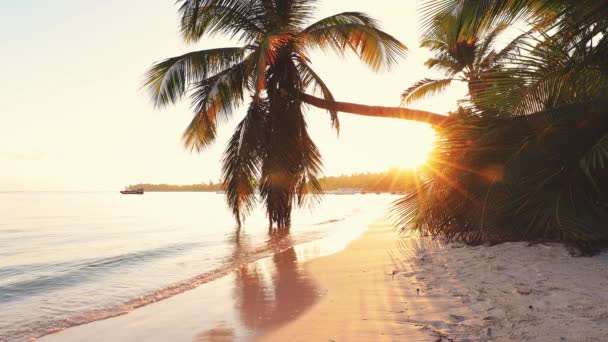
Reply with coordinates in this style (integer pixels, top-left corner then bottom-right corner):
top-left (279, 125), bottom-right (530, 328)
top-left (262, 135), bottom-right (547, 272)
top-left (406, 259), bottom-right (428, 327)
top-left (126, 182), bottom-right (222, 192)
top-left (127, 168), bottom-right (419, 193)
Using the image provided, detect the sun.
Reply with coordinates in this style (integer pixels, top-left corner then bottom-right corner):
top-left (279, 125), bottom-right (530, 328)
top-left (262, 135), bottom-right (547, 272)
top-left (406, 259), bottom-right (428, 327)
top-left (392, 124), bottom-right (437, 169)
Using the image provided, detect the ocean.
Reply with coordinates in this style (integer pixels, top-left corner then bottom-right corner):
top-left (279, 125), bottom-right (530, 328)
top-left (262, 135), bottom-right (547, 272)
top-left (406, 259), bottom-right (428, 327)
top-left (0, 191), bottom-right (395, 341)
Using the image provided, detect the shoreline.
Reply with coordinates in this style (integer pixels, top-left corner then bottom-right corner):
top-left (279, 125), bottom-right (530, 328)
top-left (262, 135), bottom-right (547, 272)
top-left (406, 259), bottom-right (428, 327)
top-left (37, 215), bottom-right (374, 341)
top-left (40, 216), bottom-right (446, 341)
top-left (266, 225), bottom-right (608, 341)
top-left (39, 217), bottom-right (608, 341)
top-left (260, 218), bottom-right (440, 341)
top-left (29, 230), bottom-right (323, 341)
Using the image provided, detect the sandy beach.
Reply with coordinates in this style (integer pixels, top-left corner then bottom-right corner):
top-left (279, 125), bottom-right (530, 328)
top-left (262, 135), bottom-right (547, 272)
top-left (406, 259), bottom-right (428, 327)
top-left (267, 225), bottom-right (608, 341)
top-left (40, 218), bottom-right (608, 342)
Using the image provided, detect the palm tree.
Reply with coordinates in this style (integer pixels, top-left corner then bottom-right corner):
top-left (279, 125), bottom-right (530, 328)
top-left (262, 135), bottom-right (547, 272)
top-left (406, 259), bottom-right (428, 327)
top-left (393, 0), bottom-right (608, 254)
top-left (144, 0), bottom-right (409, 228)
top-left (401, 13), bottom-right (524, 109)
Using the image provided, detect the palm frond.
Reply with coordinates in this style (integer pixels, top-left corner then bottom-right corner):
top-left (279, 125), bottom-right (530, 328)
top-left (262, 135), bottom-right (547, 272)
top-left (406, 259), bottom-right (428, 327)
top-left (419, 0), bottom-right (558, 39)
top-left (177, 0), bottom-right (266, 43)
top-left (473, 23), bottom-right (508, 66)
top-left (274, 0), bottom-right (317, 28)
top-left (401, 78), bottom-right (454, 105)
top-left (144, 47), bottom-right (247, 108)
top-left (299, 12), bottom-right (407, 71)
top-left (183, 57), bottom-right (252, 151)
top-left (491, 29), bottom-right (532, 62)
top-left (473, 29), bottom-right (608, 115)
top-left (296, 59), bottom-right (339, 132)
top-left (222, 99), bottom-right (268, 224)
top-left (582, 133), bottom-right (608, 173)
top-left (250, 33), bottom-right (289, 95)
top-left (424, 56), bottom-right (463, 77)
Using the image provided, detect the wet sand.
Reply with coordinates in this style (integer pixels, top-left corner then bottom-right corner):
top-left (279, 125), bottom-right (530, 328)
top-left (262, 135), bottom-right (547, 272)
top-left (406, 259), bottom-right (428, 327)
top-left (39, 217), bottom-right (466, 341)
top-left (41, 218), bottom-right (459, 341)
top-left (263, 224), bottom-right (608, 342)
top-left (260, 220), bottom-right (468, 342)
top-left (38, 218), bottom-right (381, 341)
top-left (40, 216), bottom-right (608, 341)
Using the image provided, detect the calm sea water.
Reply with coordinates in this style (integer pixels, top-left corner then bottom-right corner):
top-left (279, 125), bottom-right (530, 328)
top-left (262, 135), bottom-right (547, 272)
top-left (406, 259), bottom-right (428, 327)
top-left (0, 192), bottom-right (395, 341)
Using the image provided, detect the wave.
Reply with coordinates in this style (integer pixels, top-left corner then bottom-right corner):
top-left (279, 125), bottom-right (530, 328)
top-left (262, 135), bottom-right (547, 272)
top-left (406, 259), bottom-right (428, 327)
top-left (0, 242), bottom-right (201, 304)
top-left (10, 232), bottom-right (323, 341)
top-left (3, 206), bottom-right (361, 341)
top-left (313, 218), bottom-right (344, 226)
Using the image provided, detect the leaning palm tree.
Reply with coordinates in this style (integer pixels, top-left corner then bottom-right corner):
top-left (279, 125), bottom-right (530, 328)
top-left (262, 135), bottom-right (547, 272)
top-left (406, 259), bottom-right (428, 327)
top-left (401, 13), bottom-right (523, 108)
top-left (144, 0), bottom-right (407, 228)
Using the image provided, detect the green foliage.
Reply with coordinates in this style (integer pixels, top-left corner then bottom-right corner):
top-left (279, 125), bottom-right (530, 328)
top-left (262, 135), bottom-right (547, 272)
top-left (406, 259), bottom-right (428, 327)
top-left (401, 10), bottom-right (520, 106)
top-left (145, 0), bottom-right (406, 228)
top-left (321, 168), bottom-right (419, 193)
top-left (127, 168), bottom-right (419, 193)
top-left (127, 182), bottom-right (222, 192)
top-left (395, 0), bottom-right (608, 254)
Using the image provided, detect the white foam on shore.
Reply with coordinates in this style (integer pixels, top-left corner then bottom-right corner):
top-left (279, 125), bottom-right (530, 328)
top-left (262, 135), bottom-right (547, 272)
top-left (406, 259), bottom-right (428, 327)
top-left (34, 206), bottom-right (381, 341)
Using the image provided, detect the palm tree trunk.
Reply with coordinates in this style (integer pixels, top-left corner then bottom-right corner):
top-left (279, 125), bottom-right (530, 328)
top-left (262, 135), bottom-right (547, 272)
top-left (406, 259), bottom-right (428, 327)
top-left (297, 92), bottom-right (453, 127)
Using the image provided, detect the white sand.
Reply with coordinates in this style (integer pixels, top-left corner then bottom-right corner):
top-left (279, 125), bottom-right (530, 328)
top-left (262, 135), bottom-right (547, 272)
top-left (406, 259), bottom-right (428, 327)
top-left (399, 238), bottom-right (608, 341)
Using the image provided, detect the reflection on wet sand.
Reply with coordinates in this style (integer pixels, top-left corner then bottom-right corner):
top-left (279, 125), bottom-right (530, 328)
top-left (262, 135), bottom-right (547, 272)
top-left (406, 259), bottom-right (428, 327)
top-left (198, 229), bottom-right (320, 341)
top-left (38, 201), bottom-right (385, 342)
top-left (195, 323), bottom-right (235, 342)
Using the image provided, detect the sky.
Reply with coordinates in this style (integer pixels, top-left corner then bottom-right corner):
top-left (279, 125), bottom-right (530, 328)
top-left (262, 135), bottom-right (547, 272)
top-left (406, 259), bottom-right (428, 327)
top-left (0, 0), bottom-right (468, 191)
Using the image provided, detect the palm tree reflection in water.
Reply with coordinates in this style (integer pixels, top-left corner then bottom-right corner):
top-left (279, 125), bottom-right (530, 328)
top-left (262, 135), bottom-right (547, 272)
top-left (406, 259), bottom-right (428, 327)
top-left (196, 229), bottom-right (318, 341)
top-left (235, 229), bottom-right (319, 336)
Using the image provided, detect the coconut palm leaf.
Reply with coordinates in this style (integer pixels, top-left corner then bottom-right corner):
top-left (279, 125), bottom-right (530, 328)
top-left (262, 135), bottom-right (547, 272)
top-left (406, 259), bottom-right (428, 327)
top-left (299, 12), bottom-right (407, 71)
top-left (473, 27), bottom-right (608, 116)
top-left (144, 47), bottom-right (248, 108)
top-left (184, 58), bottom-right (252, 151)
top-left (419, 0), bottom-right (559, 38)
top-left (401, 78), bottom-right (454, 105)
top-left (177, 0), bottom-right (266, 43)
top-left (424, 57), bottom-right (463, 77)
top-left (405, 8), bottom-right (524, 108)
top-left (274, 0), bottom-right (317, 28)
top-left (296, 59), bottom-right (339, 131)
top-left (222, 100), bottom-right (267, 225)
top-left (473, 23), bottom-right (508, 66)
top-left (491, 30), bottom-right (531, 62)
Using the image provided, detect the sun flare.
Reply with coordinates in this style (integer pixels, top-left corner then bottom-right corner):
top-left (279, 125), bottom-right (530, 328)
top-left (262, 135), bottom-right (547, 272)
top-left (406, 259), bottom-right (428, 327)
top-left (394, 125), bottom-right (437, 169)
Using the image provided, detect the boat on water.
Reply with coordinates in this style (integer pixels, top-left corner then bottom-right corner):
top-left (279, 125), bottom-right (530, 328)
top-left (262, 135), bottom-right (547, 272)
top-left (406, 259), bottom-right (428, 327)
top-left (120, 188), bottom-right (144, 195)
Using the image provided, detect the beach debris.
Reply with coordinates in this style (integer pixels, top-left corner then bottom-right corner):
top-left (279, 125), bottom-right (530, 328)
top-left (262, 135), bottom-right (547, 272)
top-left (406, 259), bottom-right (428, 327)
top-left (449, 314), bottom-right (465, 322)
top-left (517, 288), bottom-right (532, 295)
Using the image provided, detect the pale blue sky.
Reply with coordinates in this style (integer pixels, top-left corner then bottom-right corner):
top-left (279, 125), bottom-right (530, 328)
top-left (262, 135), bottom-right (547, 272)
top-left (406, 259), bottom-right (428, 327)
top-left (0, 0), bottom-right (467, 191)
